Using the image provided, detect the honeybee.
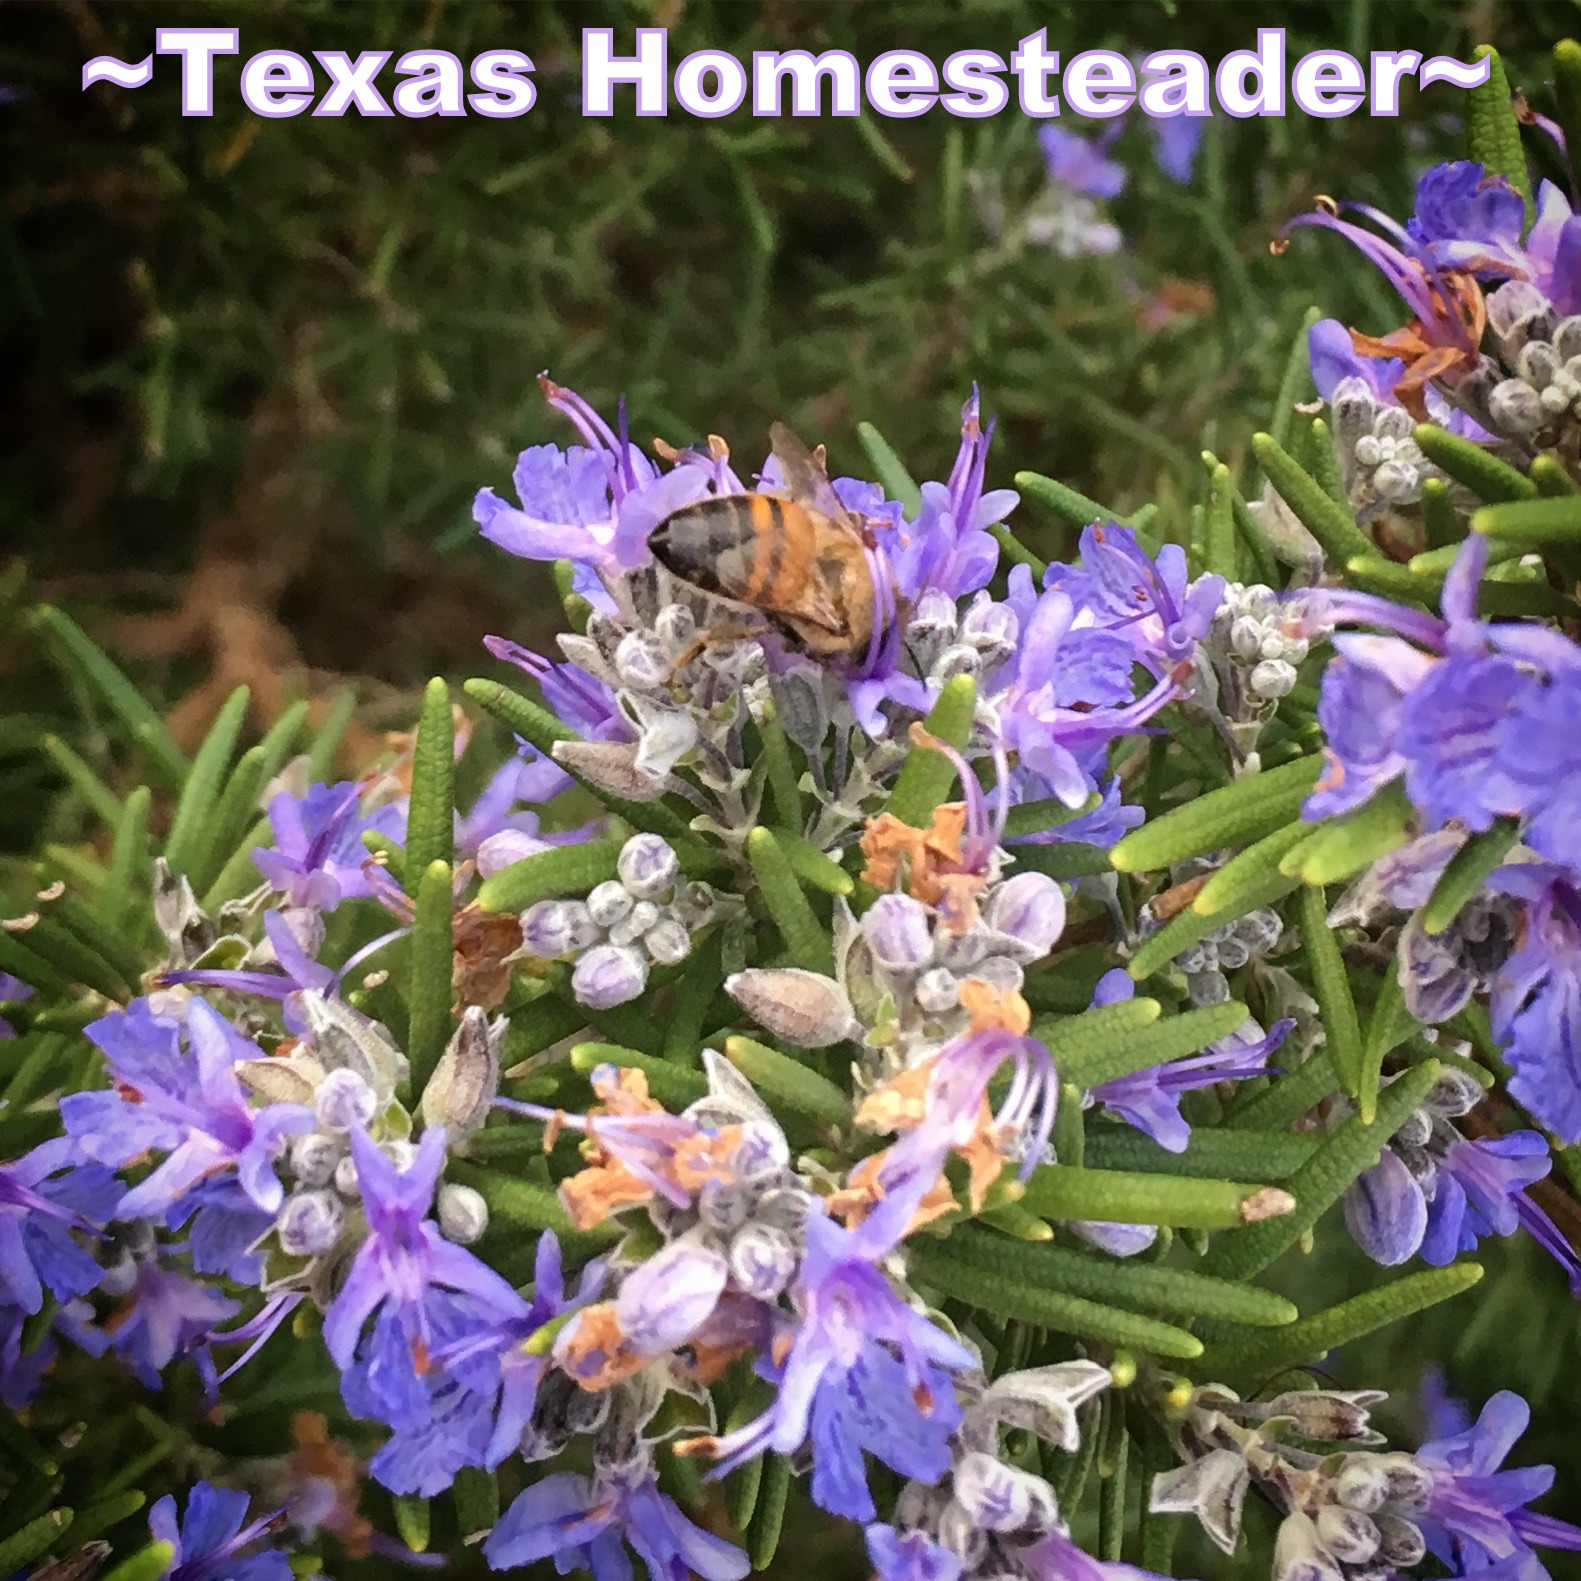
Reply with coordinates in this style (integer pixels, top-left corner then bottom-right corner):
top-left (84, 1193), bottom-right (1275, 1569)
top-left (647, 422), bottom-right (878, 659)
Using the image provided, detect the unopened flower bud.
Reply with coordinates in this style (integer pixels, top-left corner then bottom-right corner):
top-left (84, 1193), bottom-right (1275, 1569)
top-left (1376, 1453), bottom-right (1432, 1513)
top-left (1393, 1108), bottom-right (1432, 1149)
top-left (1332, 1457), bottom-right (1391, 1513)
top-left (1230, 615), bottom-right (1266, 660)
top-left (572, 944), bottom-right (648, 1009)
top-left (607, 899), bottom-right (661, 948)
top-left (655, 603), bottom-right (696, 654)
top-left (911, 588), bottom-right (959, 641)
top-left (863, 893), bottom-right (934, 974)
top-left (315, 1068), bottom-right (379, 1132)
top-left (753, 1185), bottom-right (813, 1231)
top-left (1519, 339), bottom-right (1562, 388)
top-left (1372, 460), bottom-right (1420, 503)
top-left (725, 968), bottom-right (857, 1047)
top-left (935, 923), bottom-right (991, 973)
top-left (521, 899), bottom-right (600, 957)
top-left (1487, 279), bottom-right (1556, 353)
top-left (290, 1132), bottom-right (342, 1185)
top-left (915, 966), bottom-right (960, 1014)
top-left (615, 629), bottom-right (671, 690)
top-left (936, 1503), bottom-right (989, 1568)
top-left (277, 1189), bottom-right (344, 1257)
top-left (383, 1139), bottom-right (418, 1173)
top-left (1373, 1514), bottom-right (1426, 1567)
top-left (333, 1154), bottom-right (361, 1198)
top-left (618, 834), bottom-right (679, 899)
top-left (1424, 1067), bottom-right (1483, 1117)
top-left (420, 1006), bottom-right (501, 1137)
top-left (934, 643), bottom-right (982, 683)
top-left (1273, 1513), bottom-right (1343, 1581)
top-left (437, 1182), bottom-right (489, 1244)
top-left (985, 871), bottom-right (1066, 961)
top-left (964, 956), bottom-right (1025, 995)
top-left (644, 917), bottom-right (692, 965)
top-left (614, 1237), bottom-right (729, 1353)
top-left (959, 595), bottom-right (1020, 663)
top-left (587, 880), bottom-right (634, 929)
top-left (727, 1223), bottom-right (797, 1299)
top-left (951, 1451), bottom-right (1058, 1534)
top-left (1250, 658), bottom-right (1297, 699)
top-left (1489, 379), bottom-right (1547, 435)
top-left (1315, 1507), bottom-right (1380, 1564)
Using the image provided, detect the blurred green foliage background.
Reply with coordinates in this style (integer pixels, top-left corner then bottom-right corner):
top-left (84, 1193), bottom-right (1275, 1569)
top-left (2, 0), bottom-right (1579, 1569)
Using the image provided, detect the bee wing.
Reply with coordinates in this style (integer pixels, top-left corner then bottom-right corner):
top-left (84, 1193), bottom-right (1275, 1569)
top-left (769, 421), bottom-right (859, 533)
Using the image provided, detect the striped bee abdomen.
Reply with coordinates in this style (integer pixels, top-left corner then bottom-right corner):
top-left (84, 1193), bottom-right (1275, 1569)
top-left (649, 493), bottom-right (805, 609)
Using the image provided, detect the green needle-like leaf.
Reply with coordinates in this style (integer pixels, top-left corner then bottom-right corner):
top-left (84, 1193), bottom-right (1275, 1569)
top-left (1471, 495), bottom-right (1581, 545)
top-left (104, 785), bottom-right (153, 933)
top-left (1036, 997), bottom-right (1162, 1078)
top-left (1360, 965), bottom-right (1415, 1126)
top-left (748, 1454), bottom-right (791, 1572)
top-left (1300, 883), bottom-right (1366, 1103)
top-left (1020, 1164), bottom-right (1286, 1229)
top-left (725, 1035), bottom-right (851, 1123)
top-left (1084, 1126), bottom-right (1318, 1181)
top-left (34, 606), bottom-right (188, 789)
top-left (911, 1241), bottom-right (1204, 1358)
top-left (1289, 782), bottom-right (1412, 886)
top-left (394, 1495), bottom-right (430, 1554)
top-left (99, 1542), bottom-right (178, 1581)
top-left (0, 1510), bottom-right (72, 1576)
top-left (747, 827), bottom-right (834, 975)
top-left (757, 699), bottom-right (803, 832)
top-left (452, 1467), bottom-right (499, 1545)
top-left (1014, 470), bottom-right (1117, 530)
top-left (943, 1225), bottom-right (1298, 1326)
top-left (1203, 460), bottom-right (1238, 579)
top-left (407, 860), bottom-right (455, 1098)
top-left (477, 839), bottom-right (623, 914)
top-left (857, 421), bottom-right (922, 518)
top-left (163, 685), bottom-right (250, 885)
top-left (41, 735), bottom-right (122, 828)
top-left (1250, 432), bottom-right (1372, 566)
top-left (1268, 305), bottom-right (1324, 450)
top-left (1414, 424), bottom-right (1537, 504)
top-left (780, 835), bottom-right (853, 896)
top-left (1192, 821), bottom-right (1315, 916)
top-left (989, 524), bottom-right (1046, 579)
top-left (1200, 1059), bottom-right (1441, 1280)
top-left (407, 678), bottom-right (456, 885)
top-left (1467, 46), bottom-right (1533, 219)
top-left (888, 675), bottom-right (976, 828)
top-left (1003, 793), bottom-right (1101, 840)
top-left (1110, 756), bottom-right (1321, 873)
top-left (1200, 1262), bottom-right (1484, 1380)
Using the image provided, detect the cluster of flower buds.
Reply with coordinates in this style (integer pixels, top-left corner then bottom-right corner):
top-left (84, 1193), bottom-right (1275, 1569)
top-left (907, 588), bottom-right (1022, 689)
top-left (520, 834), bottom-right (718, 1009)
top-left (1209, 582), bottom-right (1312, 711)
top-left (1328, 377), bottom-right (1439, 510)
top-left (1484, 278), bottom-right (1581, 439)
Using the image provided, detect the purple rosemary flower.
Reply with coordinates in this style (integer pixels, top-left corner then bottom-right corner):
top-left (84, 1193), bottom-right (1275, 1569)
top-left (108, 1256), bottom-right (240, 1389)
top-left (324, 1126), bottom-right (525, 1434)
top-left (865, 1524), bottom-right (963, 1581)
top-left (1085, 970), bottom-right (1292, 1152)
top-left (252, 781), bottom-right (405, 912)
top-left (1496, 658), bottom-right (1581, 868)
top-left (63, 1000), bottom-right (311, 1219)
top-left (148, 1481), bottom-right (292, 1581)
top-left (0, 970), bottom-right (33, 1039)
top-left (1045, 523), bottom-right (1226, 675)
top-left (1039, 125), bottom-right (1126, 200)
top-left (0, 1138), bottom-right (118, 1315)
top-left (1413, 1389), bottom-right (1581, 1580)
top-left (1406, 161), bottom-right (1528, 270)
top-left (484, 1466), bottom-right (750, 1581)
top-left (1344, 1128), bottom-right (1552, 1267)
top-left (1486, 860), bottom-right (1581, 1144)
top-left (888, 387), bottom-right (1016, 604)
top-left (1150, 116), bottom-right (1205, 185)
top-left (696, 1183), bottom-right (975, 1522)
top-left (474, 374), bottom-right (715, 582)
top-left (370, 1231), bottom-right (608, 1495)
top-left (1515, 1193), bottom-right (1581, 1298)
top-left (986, 580), bottom-right (1178, 810)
